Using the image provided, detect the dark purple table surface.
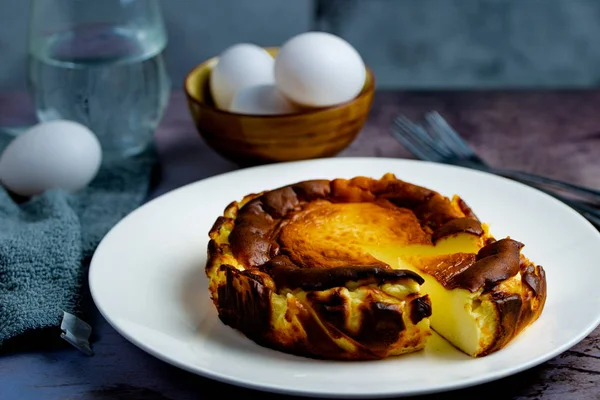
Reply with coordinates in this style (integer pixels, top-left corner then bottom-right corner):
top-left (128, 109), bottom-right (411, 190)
top-left (1, 90), bottom-right (599, 400)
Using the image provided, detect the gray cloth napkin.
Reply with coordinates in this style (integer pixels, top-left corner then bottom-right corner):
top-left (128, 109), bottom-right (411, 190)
top-left (0, 132), bottom-right (156, 351)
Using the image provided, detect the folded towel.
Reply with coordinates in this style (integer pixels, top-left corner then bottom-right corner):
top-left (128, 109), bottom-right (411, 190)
top-left (0, 132), bottom-right (156, 352)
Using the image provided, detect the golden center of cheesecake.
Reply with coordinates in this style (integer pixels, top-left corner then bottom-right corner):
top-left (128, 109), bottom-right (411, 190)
top-left (278, 201), bottom-right (432, 269)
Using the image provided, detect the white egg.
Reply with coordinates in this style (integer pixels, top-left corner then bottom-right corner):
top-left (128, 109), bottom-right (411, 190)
top-left (274, 31), bottom-right (367, 107)
top-left (229, 84), bottom-right (300, 115)
top-left (210, 43), bottom-right (275, 110)
top-left (0, 120), bottom-right (102, 197)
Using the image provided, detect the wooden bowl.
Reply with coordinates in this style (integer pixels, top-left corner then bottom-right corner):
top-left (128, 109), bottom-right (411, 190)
top-left (184, 47), bottom-right (375, 166)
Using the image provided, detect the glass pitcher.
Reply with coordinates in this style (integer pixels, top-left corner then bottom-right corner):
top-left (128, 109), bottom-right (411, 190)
top-left (27, 0), bottom-right (171, 160)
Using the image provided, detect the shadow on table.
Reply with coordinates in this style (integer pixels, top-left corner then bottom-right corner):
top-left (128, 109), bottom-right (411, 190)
top-left (84, 359), bottom-right (549, 400)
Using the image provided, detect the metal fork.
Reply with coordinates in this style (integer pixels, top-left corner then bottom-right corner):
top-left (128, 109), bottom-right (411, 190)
top-left (390, 112), bottom-right (600, 228)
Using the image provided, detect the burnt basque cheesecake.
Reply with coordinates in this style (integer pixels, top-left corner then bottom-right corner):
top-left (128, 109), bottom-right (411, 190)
top-left (205, 173), bottom-right (547, 360)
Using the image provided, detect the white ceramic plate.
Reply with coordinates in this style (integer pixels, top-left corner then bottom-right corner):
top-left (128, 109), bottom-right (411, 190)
top-left (89, 157), bottom-right (600, 398)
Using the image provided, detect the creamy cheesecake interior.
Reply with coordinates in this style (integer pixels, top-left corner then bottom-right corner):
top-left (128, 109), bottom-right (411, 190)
top-left (369, 245), bottom-right (497, 357)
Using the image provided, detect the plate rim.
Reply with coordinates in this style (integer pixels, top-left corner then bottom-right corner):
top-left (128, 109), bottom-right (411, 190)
top-left (89, 156), bottom-right (600, 398)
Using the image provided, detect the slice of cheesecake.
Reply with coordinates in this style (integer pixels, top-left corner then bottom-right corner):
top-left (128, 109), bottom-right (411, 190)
top-left (368, 236), bottom-right (545, 357)
top-left (205, 173), bottom-right (547, 360)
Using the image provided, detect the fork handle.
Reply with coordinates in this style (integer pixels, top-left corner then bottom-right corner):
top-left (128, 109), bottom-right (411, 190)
top-left (462, 163), bottom-right (600, 229)
top-left (488, 167), bottom-right (600, 205)
top-left (531, 185), bottom-right (600, 231)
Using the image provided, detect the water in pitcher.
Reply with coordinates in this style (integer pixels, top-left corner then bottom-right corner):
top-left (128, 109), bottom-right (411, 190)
top-left (28, 24), bottom-right (171, 158)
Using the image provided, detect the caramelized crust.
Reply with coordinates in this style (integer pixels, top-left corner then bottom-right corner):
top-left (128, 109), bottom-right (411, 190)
top-left (228, 174), bottom-right (482, 268)
top-left (206, 173), bottom-right (546, 360)
top-left (482, 257), bottom-right (547, 356)
top-left (264, 254), bottom-right (425, 292)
